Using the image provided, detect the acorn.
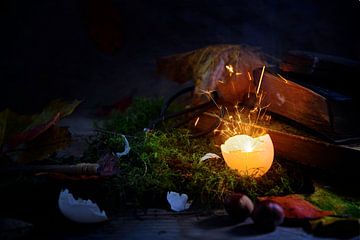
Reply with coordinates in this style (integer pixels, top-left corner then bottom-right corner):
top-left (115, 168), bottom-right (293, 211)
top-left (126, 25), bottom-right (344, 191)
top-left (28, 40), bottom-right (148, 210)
top-left (252, 200), bottom-right (285, 232)
top-left (223, 193), bottom-right (254, 222)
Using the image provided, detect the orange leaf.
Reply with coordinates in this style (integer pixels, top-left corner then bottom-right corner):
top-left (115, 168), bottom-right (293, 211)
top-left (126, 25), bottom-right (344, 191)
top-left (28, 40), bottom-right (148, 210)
top-left (259, 195), bottom-right (333, 219)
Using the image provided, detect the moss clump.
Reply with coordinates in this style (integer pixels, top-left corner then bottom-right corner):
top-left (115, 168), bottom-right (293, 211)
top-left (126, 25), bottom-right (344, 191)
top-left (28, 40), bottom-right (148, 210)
top-left (306, 185), bottom-right (360, 218)
top-left (103, 97), bottom-right (163, 134)
top-left (92, 130), bottom-right (298, 210)
top-left (84, 97), bottom-right (303, 211)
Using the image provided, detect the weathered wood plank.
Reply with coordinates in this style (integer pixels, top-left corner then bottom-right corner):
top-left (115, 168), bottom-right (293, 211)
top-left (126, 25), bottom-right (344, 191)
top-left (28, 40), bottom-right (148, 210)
top-left (194, 109), bottom-right (360, 178)
top-left (266, 127), bottom-right (360, 178)
top-left (252, 69), bottom-right (360, 142)
top-left (279, 50), bottom-right (360, 98)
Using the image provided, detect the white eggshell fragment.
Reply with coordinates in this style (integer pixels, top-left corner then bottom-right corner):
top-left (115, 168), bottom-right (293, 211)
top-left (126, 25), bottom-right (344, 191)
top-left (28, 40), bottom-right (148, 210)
top-left (58, 189), bottom-right (108, 223)
top-left (116, 134), bottom-right (131, 158)
top-left (199, 153), bottom-right (221, 163)
top-left (166, 191), bottom-right (191, 212)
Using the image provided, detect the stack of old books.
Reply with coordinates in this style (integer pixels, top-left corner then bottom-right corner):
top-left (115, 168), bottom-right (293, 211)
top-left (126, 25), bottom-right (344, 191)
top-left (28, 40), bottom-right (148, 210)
top-left (252, 50), bottom-right (360, 178)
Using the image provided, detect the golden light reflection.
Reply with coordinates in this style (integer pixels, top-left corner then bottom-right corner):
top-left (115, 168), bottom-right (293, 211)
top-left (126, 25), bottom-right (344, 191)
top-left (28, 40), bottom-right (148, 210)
top-left (198, 63), bottom-right (274, 178)
top-left (221, 134), bottom-right (274, 177)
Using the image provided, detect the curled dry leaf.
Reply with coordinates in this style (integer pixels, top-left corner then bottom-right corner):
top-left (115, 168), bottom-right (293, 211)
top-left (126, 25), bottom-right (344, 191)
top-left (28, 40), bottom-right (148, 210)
top-left (0, 99), bottom-right (81, 161)
top-left (157, 44), bottom-right (268, 103)
top-left (258, 195), bottom-right (333, 220)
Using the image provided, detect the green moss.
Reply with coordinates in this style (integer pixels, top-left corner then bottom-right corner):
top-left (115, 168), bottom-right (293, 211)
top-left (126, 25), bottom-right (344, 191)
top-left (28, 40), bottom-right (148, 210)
top-left (0, 97), bottom-right (310, 215)
top-left (89, 97), bottom-right (300, 210)
top-left (103, 97), bottom-right (163, 134)
top-left (306, 185), bottom-right (360, 218)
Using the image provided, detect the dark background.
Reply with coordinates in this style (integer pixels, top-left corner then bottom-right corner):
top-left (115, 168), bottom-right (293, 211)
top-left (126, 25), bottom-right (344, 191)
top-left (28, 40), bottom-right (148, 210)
top-left (1, 0), bottom-right (360, 113)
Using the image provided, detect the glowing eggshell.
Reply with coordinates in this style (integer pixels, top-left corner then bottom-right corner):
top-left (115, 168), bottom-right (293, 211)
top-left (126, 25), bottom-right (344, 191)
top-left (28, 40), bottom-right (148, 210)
top-left (221, 134), bottom-right (274, 177)
top-left (58, 189), bottom-right (108, 223)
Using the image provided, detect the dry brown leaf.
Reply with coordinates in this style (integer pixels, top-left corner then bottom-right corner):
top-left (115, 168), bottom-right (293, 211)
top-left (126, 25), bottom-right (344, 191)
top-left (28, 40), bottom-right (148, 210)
top-left (157, 44), bottom-right (268, 103)
top-left (259, 195), bottom-right (333, 220)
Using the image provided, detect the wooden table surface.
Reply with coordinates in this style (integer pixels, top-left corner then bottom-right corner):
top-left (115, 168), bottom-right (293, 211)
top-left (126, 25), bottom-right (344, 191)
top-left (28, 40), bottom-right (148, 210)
top-left (29, 209), bottom-right (355, 240)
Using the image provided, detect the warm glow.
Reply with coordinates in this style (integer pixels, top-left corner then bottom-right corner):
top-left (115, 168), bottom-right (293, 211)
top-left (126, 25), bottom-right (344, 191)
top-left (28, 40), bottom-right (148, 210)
top-left (194, 117), bottom-right (200, 126)
top-left (226, 64), bottom-right (234, 74)
top-left (199, 63), bottom-right (273, 177)
top-left (221, 134), bottom-right (274, 177)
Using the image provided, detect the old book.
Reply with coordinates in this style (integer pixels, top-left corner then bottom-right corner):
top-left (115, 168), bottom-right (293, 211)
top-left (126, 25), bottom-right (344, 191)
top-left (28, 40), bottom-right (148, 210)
top-left (252, 68), bottom-right (360, 143)
top-left (279, 50), bottom-right (360, 99)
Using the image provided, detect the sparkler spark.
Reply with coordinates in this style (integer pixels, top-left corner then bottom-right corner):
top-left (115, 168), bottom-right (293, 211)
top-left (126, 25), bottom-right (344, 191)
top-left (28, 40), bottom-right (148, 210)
top-left (225, 65), bottom-right (234, 75)
top-left (195, 63), bottom-right (270, 143)
top-left (199, 89), bottom-right (221, 109)
top-left (212, 64), bottom-right (270, 142)
top-left (277, 73), bottom-right (288, 83)
top-left (256, 65), bottom-right (266, 95)
top-left (247, 71), bottom-right (252, 81)
top-left (194, 117), bottom-right (200, 127)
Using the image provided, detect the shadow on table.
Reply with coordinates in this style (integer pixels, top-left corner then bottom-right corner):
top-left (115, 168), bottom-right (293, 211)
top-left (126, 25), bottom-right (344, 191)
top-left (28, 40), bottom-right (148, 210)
top-left (228, 223), bottom-right (268, 237)
top-left (196, 215), bottom-right (239, 229)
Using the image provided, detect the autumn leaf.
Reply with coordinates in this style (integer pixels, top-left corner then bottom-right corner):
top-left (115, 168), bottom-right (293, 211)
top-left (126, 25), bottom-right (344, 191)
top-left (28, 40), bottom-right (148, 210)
top-left (307, 216), bottom-right (360, 238)
top-left (258, 195), bottom-right (333, 220)
top-left (6, 113), bottom-right (60, 150)
top-left (13, 126), bottom-right (71, 163)
top-left (0, 109), bottom-right (32, 149)
top-left (27, 99), bottom-right (81, 130)
top-left (1, 99), bottom-right (81, 163)
top-left (157, 44), bottom-right (268, 103)
top-left (43, 99), bottom-right (82, 119)
top-left (0, 99), bottom-right (81, 153)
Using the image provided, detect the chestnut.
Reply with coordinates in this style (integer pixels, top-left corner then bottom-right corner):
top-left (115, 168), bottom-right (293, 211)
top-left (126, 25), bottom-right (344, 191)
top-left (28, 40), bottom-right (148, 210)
top-left (252, 200), bottom-right (285, 232)
top-left (224, 193), bottom-right (254, 222)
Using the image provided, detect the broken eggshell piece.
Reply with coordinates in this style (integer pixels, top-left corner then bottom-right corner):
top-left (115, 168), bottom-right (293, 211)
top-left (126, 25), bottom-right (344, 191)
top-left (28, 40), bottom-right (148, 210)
top-left (199, 152), bottom-right (221, 163)
top-left (58, 189), bottom-right (108, 223)
top-left (167, 191), bottom-right (192, 212)
top-left (115, 134), bottom-right (131, 158)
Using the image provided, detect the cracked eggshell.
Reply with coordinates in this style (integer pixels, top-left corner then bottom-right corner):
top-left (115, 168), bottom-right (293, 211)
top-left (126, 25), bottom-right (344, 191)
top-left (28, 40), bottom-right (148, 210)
top-left (116, 134), bottom-right (131, 158)
top-left (200, 153), bottom-right (221, 163)
top-left (58, 189), bottom-right (108, 223)
top-left (167, 191), bottom-right (191, 212)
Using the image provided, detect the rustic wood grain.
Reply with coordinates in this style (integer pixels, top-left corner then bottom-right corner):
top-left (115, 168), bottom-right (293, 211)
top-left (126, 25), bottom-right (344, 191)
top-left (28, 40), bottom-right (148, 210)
top-left (252, 69), bottom-right (360, 142)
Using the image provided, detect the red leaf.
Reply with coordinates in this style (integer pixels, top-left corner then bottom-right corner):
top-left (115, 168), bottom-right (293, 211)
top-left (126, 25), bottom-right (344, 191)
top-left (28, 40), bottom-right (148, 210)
top-left (7, 113), bottom-right (60, 149)
top-left (259, 195), bottom-right (333, 220)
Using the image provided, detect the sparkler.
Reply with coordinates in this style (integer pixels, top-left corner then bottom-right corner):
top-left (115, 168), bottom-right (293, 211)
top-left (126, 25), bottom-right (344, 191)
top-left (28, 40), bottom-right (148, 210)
top-left (197, 64), bottom-right (271, 141)
top-left (218, 65), bottom-right (273, 177)
top-left (256, 65), bottom-right (266, 95)
top-left (218, 65), bottom-right (270, 139)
